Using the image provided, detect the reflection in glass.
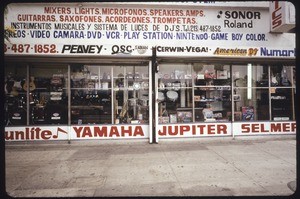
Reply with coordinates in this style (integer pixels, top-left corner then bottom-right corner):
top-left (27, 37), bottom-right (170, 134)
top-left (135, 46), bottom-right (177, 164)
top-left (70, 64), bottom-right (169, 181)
top-left (71, 65), bottom-right (111, 124)
top-left (30, 64), bottom-right (68, 125)
top-left (158, 64), bottom-right (193, 123)
top-left (233, 88), bottom-right (269, 121)
top-left (271, 88), bottom-right (294, 120)
top-left (113, 66), bottom-right (149, 124)
top-left (5, 63), bottom-right (27, 126)
top-left (270, 65), bottom-right (292, 87)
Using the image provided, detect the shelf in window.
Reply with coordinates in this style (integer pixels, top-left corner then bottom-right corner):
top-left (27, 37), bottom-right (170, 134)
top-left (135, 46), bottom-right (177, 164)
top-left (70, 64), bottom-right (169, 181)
top-left (71, 88), bottom-right (111, 90)
top-left (71, 105), bottom-right (104, 109)
top-left (159, 78), bottom-right (192, 82)
top-left (177, 107), bottom-right (193, 110)
top-left (158, 86), bottom-right (192, 90)
top-left (194, 86), bottom-right (231, 91)
top-left (32, 87), bottom-right (48, 90)
top-left (113, 87), bottom-right (149, 91)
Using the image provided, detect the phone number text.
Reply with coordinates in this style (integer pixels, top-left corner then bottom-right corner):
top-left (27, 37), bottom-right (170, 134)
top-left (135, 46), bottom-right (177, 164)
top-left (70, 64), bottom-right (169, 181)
top-left (4, 44), bottom-right (58, 54)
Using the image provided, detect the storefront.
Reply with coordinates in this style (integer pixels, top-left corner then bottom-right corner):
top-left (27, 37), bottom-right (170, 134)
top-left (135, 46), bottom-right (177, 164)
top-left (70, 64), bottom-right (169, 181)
top-left (4, 2), bottom-right (296, 142)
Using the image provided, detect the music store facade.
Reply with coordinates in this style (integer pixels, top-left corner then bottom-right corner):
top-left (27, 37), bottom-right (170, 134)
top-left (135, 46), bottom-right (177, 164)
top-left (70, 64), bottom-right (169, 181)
top-left (4, 2), bottom-right (296, 143)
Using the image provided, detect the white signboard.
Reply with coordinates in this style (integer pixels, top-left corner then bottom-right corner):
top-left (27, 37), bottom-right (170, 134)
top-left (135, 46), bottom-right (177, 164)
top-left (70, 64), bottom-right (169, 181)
top-left (233, 121), bottom-right (296, 135)
top-left (5, 126), bottom-right (69, 141)
top-left (4, 121), bottom-right (296, 141)
top-left (158, 123), bottom-right (232, 137)
top-left (4, 3), bottom-right (295, 58)
top-left (5, 125), bottom-right (149, 141)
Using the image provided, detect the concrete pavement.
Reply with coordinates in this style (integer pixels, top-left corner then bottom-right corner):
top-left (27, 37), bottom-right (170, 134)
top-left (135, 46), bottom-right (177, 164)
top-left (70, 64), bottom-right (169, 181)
top-left (5, 135), bottom-right (297, 197)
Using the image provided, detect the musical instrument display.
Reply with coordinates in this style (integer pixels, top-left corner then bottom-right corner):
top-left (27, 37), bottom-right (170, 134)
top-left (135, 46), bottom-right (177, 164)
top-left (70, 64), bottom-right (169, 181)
top-left (5, 63), bottom-right (294, 126)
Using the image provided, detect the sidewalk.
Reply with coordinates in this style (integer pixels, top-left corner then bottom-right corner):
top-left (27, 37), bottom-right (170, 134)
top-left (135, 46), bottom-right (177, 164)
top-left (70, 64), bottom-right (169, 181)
top-left (5, 135), bottom-right (297, 197)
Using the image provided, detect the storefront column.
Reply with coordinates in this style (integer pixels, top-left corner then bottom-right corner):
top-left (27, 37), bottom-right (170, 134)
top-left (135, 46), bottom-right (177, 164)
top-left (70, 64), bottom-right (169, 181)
top-left (150, 47), bottom-right (158, 143)
top-left (26, 65), bottom-right (30, 125)
top-left (67, 64), bottom-right (71, 143)
top-left (149, 61), bottom-right (153, 143)
top-left (231, 64), bottom-right (235, 138)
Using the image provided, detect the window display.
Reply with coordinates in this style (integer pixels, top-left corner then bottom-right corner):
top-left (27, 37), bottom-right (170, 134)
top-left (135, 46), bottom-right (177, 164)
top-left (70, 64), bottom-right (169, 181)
top-left (113, 66), bottom-right (149, 124)
top-left (271, 65), bottom-right (292, 87)
top-left (4, 62), bottom-right (295, 126)
top-left (70, 65), bottom-right (149, 125)
top-left (233, 88), bottom-right (269, 121)
top-left (30, 64), bottom-right (68, 124)
top-left (5, 63), bottom-right (27, 125)
top-left (233, 64), bottom-right (269, 121)
top-left (232, 64), bottom-right (295, 121)
top-left (71, 65), bottom-right (112, 124)
top-left (271, 88), bottom-right (294, 121)
top-left (193, 64), bottom-right (231, 122)
top-left (158, 64), bottom-right (193, 124)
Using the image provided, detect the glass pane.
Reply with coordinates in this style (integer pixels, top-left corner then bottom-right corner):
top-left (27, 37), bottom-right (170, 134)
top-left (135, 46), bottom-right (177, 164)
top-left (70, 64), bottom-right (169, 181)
top-left (113, 66), bottom-right (149, 124)
top-left (271, 88), bottom-right (294, 120)
top-left (254, 65), bottom-right (269, 87)
top-left (30, 64), bottom-right (68, 125)
top-left (233, 64), bottom-right (268, 87)
top-left (194, 87), bottom-right (231, 122)
top-left (5, 63), bottom-right (27, 126)
top-left (194, 64), bottom-right (231, 86)
top-left (270, 65), bottom-right (293, 87)
top-left (71, 65), bottom-right (112, 124)
top-left (158, 64), bottom-right (193, 124)
top-left (233, 88), bottom-right (269, 121)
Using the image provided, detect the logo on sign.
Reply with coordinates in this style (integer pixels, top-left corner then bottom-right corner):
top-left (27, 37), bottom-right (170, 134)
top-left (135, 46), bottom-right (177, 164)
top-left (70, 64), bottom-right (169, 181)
top-left (217, 10), bottom-right (261, 29)
top-left (135, 45), bottom-right (148, 54)
top-left (5, 127), bottom-right (68, 140)
top-left (271, 1), bottom-right (282, 30)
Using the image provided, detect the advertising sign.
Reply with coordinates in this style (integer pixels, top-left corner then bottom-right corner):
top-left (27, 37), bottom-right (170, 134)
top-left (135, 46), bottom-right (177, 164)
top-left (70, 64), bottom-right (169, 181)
top-left (4, 3), bottom-right (295, 58)
top-left (158, 123), bottom-right (232, 137)
top-left (5, 126), bottom-right (69, 141)
top-left (270, 1), bottom-right (295, 33)
top-left (5, 125), bottom-right (149, 141)
top-left (233, 121), bottom-right (296, 135)
top-left (4, 121), bottom-right (296, 141)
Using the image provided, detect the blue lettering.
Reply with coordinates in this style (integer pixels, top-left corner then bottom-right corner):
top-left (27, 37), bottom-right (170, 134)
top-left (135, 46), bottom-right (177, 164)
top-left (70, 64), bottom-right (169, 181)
top-left (260, 47), bottom-right (295, 57)
top-left (30, 30), bottom-right (50, 38)
top-left (106, 31), bottom-right (120, 39)
top-left (246, 34), bottom-right (265, 41)
top-left (211, 33), bottom-right (228, 40)
top-left (124, 31), bottom-right (140, 39)
top-left (143, 32), bottom-right (173, 39)
top-left (53, 31), bottom-right (84, 38)
top-left (87, 31), bottom-right (102, 39)
top-left (231, 33), bottom-right (243, 40)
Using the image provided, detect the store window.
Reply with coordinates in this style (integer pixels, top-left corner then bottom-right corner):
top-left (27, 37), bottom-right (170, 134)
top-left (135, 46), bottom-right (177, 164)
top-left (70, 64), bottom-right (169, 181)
top-left (270, 65), bottom-right (293, 87)
top-left (113, 66), bottom-right (149, 124)
top-left (270, 65), bottom-right (295, 121)
top-left (193, 64), bottom-right (231, 122)
top-left (70, 65), bottom-right (149, 125)
top-left (5, 63), bottom-right (27, 126)
top-left (233, 64), bottom-right (269, 121)
top-left (158, 64), bottom-right (193, 123)
top-left (4, 62), bottom-right (295, 127)
top-left (30, 64), bottom-right (68, 124)
top-left (71, 65), bottom-right (111, 124)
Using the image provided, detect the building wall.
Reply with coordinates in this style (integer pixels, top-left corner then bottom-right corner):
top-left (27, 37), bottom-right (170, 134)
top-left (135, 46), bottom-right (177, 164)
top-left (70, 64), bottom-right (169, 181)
top-left (4, 2), bottom-right (296, 141)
